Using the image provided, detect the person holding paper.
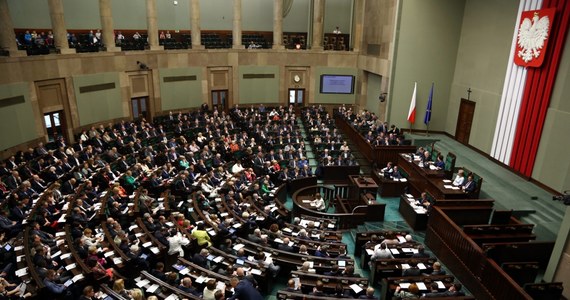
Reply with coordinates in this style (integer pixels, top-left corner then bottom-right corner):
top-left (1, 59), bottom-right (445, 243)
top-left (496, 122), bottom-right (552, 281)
top-left (311, 193), bottom-right (326, 211)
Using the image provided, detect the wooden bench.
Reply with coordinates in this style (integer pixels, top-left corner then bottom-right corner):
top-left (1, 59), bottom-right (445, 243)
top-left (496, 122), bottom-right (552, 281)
top-left (482, 241), bottom-right (555, 269)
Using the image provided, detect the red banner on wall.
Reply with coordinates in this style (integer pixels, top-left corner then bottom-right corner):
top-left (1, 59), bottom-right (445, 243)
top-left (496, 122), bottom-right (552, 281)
top-left (514, 8), bottom-right (556, 67)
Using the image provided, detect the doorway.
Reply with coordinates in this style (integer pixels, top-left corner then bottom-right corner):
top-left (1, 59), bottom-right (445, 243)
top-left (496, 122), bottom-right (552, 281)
top-left (211, 90), bottom-right (229, 112)
top-left (455, 99), bottom-right (476, 144)
top-left (44, 111), bottom-right (66, 142)
top-left (288, 88), bottom-right (305, 110)
top-left (131, 97), bottom-right (149, 121)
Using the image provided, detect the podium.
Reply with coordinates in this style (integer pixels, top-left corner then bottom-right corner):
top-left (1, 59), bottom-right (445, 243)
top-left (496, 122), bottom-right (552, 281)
top-left (349, 175), bottom-right (378, 203)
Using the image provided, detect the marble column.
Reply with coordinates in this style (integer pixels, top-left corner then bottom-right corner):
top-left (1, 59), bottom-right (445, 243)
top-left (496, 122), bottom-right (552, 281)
top-left (352, 0), bottom-right (364, 52)
top-left (311, 0), bottom-right (325, 50)
top-left (0, 0), bottom-right (25, 56)
top-left (191, 0), bottom-right (203, 49)
top-left (273, 0), bottom-right (284, 49)
top-left (146, 0), bottom-right (163, 50)
top-left (232, 0), bottom-right (243, 49)
top-left (48, 0), bottom-right (75, 54)
top-left (99, 0), bottom-right (119, 52)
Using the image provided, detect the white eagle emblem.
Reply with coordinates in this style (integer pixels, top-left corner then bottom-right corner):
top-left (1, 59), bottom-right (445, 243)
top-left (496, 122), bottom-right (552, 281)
top-left (517, 12), bottom-right (550, 63)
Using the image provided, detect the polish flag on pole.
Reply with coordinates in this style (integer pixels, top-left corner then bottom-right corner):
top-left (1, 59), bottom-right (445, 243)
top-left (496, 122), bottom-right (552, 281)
top-left (407, 82), bottom-right (417, 124)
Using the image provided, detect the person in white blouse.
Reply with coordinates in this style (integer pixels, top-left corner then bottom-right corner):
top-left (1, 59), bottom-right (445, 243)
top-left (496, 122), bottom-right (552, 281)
top-left (452, 169), bottom-right (465, 186)
top-left (311, 193), bottom-right (326, 211)
top-left (167, 229), bottom-right (190, 257)
top-left (200, 178), bottom-right (219, 198)
top-left (231, 161), bottom-right (244, 174)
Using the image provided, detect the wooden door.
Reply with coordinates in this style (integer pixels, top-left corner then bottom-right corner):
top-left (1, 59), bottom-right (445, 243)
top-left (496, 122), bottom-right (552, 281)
top-left (455, 99), bottom-right (476, 144)
top-left (211, 90), bottom-right (229, 113)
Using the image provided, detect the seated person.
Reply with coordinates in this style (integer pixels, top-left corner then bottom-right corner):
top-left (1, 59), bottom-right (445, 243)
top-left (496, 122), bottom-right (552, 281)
top-left (392, 166), bottom-right (403, 180)
top-left (443, 283), bottom-right (465, 297)
top-left (310, 193), bottom-right (326, 211)
top-left (371, 242), bottom-right (394, 260)
top-left (452, 169), bottom-right (465, 186)
top-left (381, 161), bottom-right (393, 175)
top-left (424, 261), bottom-right (446, 276)
top-left (402, 260), bottom-right (421, 277)
top-left (178, 277), bottom-right (201, 297)
top-left (312, 280), bottom-right (326, 296)
top-left (462, 174), bottom-right (477, 196)
top-left (434, 154), bottom-right (445, 169)
top-left (418, 192), bottom-right (432, 208)
top-left (359, 287), bottom-right (379, 299)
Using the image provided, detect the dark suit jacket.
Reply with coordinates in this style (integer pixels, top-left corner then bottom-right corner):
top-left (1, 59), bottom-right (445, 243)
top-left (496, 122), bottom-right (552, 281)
top-left (277, 244), bottom-right (295, 253)
top-left (192, 254), bottom-right (208, 269)
top-left (229, 280), bottom-right (264, 300)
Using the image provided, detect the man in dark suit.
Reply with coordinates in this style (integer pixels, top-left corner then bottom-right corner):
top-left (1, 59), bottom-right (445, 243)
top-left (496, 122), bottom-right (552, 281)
top-left (192, 248), bottom-right (210, 269)
top-left (6, 171), bottom-right (21, 190)
top-left (277, 237), bottom-right (295, 252)
top-left (312, 280), bottom-right (327, 296)
top-left (228, 277), bottom-right (263, 300)
top-left (10, 201), bottom-right (26, 222)
top-left (359, 287), bottom-right (379, 299)
top-left (61, 178), bottom-right (76, 195)
top-left (443, 283), bottom-right (465, 296)
top-left (462, 175), bottom-right (477, 197)
top-left (178, 277), bottom-right (201, 297)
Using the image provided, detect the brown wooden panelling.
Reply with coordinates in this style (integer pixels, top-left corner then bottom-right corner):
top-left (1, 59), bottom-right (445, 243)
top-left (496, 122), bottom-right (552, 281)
top-left (212, 72), bottom-right (226, 87)
top-left (131, 76), bottom-right (147, 94)
top-left (38, 84), bottom-right (62, 108)
top-left (242, 74), bottom-right (275, 79)
top-left (163, 75), bottom-right (197, 83)
top-left (0, 95), bottom-right (25, 108)
top-left (79, 82), bottom-right (116, 94)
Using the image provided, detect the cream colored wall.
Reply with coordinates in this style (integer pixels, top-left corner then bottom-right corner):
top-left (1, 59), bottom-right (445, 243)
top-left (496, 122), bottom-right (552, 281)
top-left (0, 82), bottom-right (38, 150)
top-left (72, 72), bottom-right (124, 126)
top-left (159, 67), bottom-right (203, 111)
top-left (446, 0), bottom-right (518, 153)
top-left (388, 0), bottom-right (464, 130)
top-left (157, 0), bottom-right (191, 30)
top-left (324, 0), bottom-right (352, 35)
top-left (283, 0), bottom-right (310, 33)
top-left (532, 29), bottom-right (570, 192)
top-left (238, 65), bottom-right (280, 104)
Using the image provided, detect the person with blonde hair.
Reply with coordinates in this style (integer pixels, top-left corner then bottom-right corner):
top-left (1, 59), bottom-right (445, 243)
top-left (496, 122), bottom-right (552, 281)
top-left (130, 288), bottom-right (144, 300)
top-left (112, 278), bottom-right (130, 298)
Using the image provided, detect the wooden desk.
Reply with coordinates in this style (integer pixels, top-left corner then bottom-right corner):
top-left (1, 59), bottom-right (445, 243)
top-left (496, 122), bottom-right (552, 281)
top-left (349, 175), bottom-right (378, 200)
top-left (399, 196), bottom-right (428, 230)
top-left (397, 154), bottom-right (465, 199)
top-left (371, 169), bottom-right (407, 197)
